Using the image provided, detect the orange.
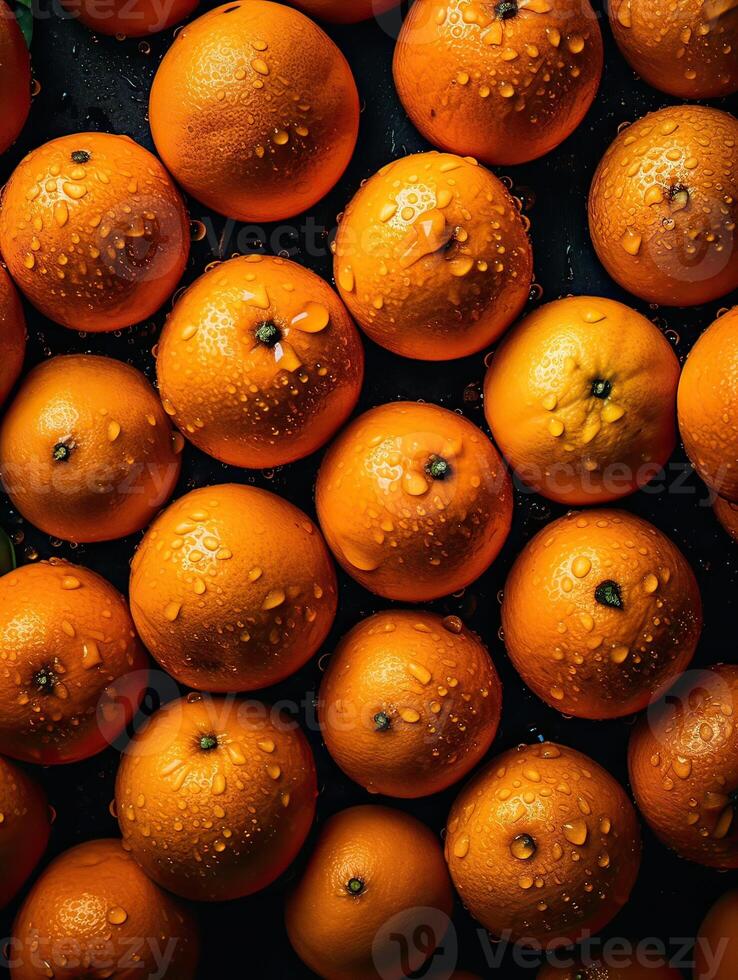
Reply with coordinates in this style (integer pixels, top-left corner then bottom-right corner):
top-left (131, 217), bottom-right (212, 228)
top-left (157, 253), bottom-right (364, 468)
top-left (129, 483), bottom-right (337, 691)
top-left (116, 693), bottom-right (317, 901)
top-left (319, 610), bottom-right (502, 797)
top-left (333, 151), bottom-right (533, 360)
top-left (0, 0), bottom-right (30, 155)
top-left (678, 306), bottom-right (738, 502)
top-left (714, 495), bottom-right (738, 543)
top-left (290, 0), bottom-right (400, 22)
top-left (538, 960), bottom-right (682, 979)
top-left (445, 741), bottom-right (642, 946)
top-left (0, 264), bottom-right (25, 405)
top-left (0, 560), bottom-right (148, 765)
top-left (0, 354), bottom-right (182, 543)
top-left (628, 663), bottom-right (738, 868)
top-left (0, 132), bottom-right (189, 332)
top-left (149, 1), bottom-right (359, 222)
top-left (9, 839), bottom-right (200, 979)
top-left (61, 0), bottom-right (198, 35)
top-left (501, 509), bottom-right (702, 719)
top-left (393, 0), bottom-right (603, 166)
top-left (0, 755), bottom-right (50, 909)
top-left (609, 0), bottom-right (738, 99)
top-left (589, 106), bottom-right (738, 307)
top-left (285, 804), bottom-right (453, 980)
top-left (483, 296), bottom-right (680, 504)
top-left (695, 890), bottom-right (738, 980)
top-left (315, 401), bottom-right (513, 601)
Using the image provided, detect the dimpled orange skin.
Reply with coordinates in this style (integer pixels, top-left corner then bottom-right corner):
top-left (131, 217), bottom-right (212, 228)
top-left (290, 0), bottom-right (400, 21)
top-left (62, 0), bottom-right (198, 36)
top-left (0, 560), bottom-right (148, 765)
top-left (10, 839), bottom-right (200, 980)
top-left (157, 254), bottom-right (364, 469)
top-left (129, 483), bottom-right (337, 692)
top-left (0, 756), bottom-right (50, 910)
top-left (116, 695), bottom-right (317, 902)
top-left (695, 890), bottom-right (738, 980)
top-left (393, 0), bottom-right (603, 167)
top-left (315, 402), bottom-right (513, 601)
top-left (538, 961), bottom-right (683, 979)
top-left (0, 133), bottom-right (189, 332)
top-left (502, 509), bottom-right (702, 720)
top-left (285, 805), bottom-right (453, 980)
top-left (628, 663), bottom-right (738, 869)
top-left (483, 296), bottom-right (680, 504)
top-left (319, 610), bottom-right (502, 798)
top-left (714, 495), bottom-right (738, 542)
top-left (0, 355), bottom-right (182, 544)
top-left (444, 742), bottom-right (642, 946)
top-left (0, 0), bottom-right (31, 155)
top-left (678, 307), bottom-right (738, 502)
top-left (0, 265), bottom-right (26, 405)
top-left (334, 152), bottom-right (532, 360)
top-left (609, 0), bottom-right (738, 99)
top-left (149, 1), bottom-right (359, 222)
top-left (588, 106), bottom-right (738, 307)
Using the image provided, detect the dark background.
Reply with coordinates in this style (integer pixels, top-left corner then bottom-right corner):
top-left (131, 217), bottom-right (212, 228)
top-left (1, 0), bottom-right (737, 975)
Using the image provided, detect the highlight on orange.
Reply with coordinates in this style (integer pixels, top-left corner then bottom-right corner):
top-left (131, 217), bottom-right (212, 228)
top-left (61, 0), bottom-right (198, 35)
top-left (0, 0), bottom-right (31, 155)
top-left (333, 151), bottom-right (533, 360)
top-left (483, 296), bottom-right (679, 504)
top-left (149, 1), bottom-right (359, 222)
top-left (0, 265), bottom-right (26, 406)
top-left (157, 254), bottom-right (364, 469)
top-left (0, 755), bottom-right (50, 910)
top-left (0, 132), bottom-right (189, 331)
top-left (695, 890), bottom-right (738, 980)
top-left (315, 401), bottom-right (513, 601)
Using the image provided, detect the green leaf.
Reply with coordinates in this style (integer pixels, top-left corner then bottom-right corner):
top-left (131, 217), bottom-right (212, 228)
top-left (0, 528), bottom-right (16, 576)
top-left (13, 0), bottom-right (33, 48)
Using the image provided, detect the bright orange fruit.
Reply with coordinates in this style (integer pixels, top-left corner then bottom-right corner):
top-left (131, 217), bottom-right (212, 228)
top-left (0, 755), bottom-right (50, 910)
top-left (0, 0), bottom-right (31, 155)
top-left (0, 264), bottom-right (25, 406)
top-left (62, 0), bottom-right (198, 35)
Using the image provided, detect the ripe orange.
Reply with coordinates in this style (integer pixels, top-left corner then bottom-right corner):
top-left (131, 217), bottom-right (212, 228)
top-left (319, 609), bottom-right (502, 797)
top-left (0, 132), bottom-right (189, 332)
top-left (315, 401), bottom-right (513, 601)
top-left (695, 890), bottom-right (738, 980)
top-left (714, 495), bottom-right (738, 543)
top-left (157, 253), bottom-right (364, 469)
top-left (538, 960), bottom-right (682, 979)
top-left (9, 839), bottom-right (200, 980)
top-left (149, 1), bottom-right (359, 222)
top-left (0, 560), bottom-right (148, 765)
top-left (333, 151), bottom-right (533, 360)
top-left (116, 693), bottom-right (317, 901)
top-left (501, 509), bottom-right (702, 719)
top-left (589, 105), bottom-right (738, 307)
top-left (129, 483), bottom-right (337, 692)
top-left (445, 741), bottom-right (641, 946)
top-left (0, 755), bottom-right (50, 909)
top-left (285, 804), bottom-right (453, 980)
top-left (393, 0), bottom-right (603, 166)
top-left (628, 663), bottom-right (738, 868)
top-left (290, 0), bottom-right (400, 21)
top-left (0, 354), bottom-right (182, 543)
top-left (62, 0), bottom-right (198, 35)
top-left (609, 0), bottom-right (738, 99)
top-left (678, 306), bottom-right (738, 502)
top-left (0, 265), bottom-right (25, 406)
top-left (0, 0), bottom-right (30, 155)
top-left (483, 296), bottom-right (679, 504)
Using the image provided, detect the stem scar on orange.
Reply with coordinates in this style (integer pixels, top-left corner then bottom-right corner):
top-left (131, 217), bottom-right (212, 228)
top-left (0, 265), bottom-right (26, 407)
top-left (0, 0), bottom-right (31, 155)
top-left (0, 755), bottom-right (51, 910)
top-left (61, 0), bottom-right (198, 36)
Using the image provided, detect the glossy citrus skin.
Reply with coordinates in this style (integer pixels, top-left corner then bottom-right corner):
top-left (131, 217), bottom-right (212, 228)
top-left (609, 0), bottom-right (738, 99)
top-left (333, 152), bottom-right (533, 360)
top-left (393, 0), bottom-right (603, 166)
top-left (678, 307), bottom-right (738, 502)
top-left (445, 742), bottom-right (642, 945)
top-left (0, 132), bottom-right (189, 331)
top-left (589, 106), bottom-right (738, 307)
top-left (320, 610), bottom-right (502, 797)
top-left (157, 254), bottom-right (364, 468)
top-left (484, 296), bottom-right (679, 504)
top-left (629, 663), bottom-right (738, 868)
top-left (695, 890), bottom-right (738, 980)
top-left (0, 265), bottom-right (26, 405)
top-left (116, 694), bottom-right (317, 901)
top-left (10, 839), bottom-right (200, 980)
top-left (0, 0), bottom-right (31, 155)
top-left (538, 961), bottom-right (682, 979)
top-left (290, 0), bottom-right (400, 21)
top-left (62, 0), bottom-right (198, 35)
top-left (0, 354), bottom-right (182, 543)
top-left (714, 495), bottom-right (738, 542)
top-left (0, 560), bottom-right (148, 765)
top-left (0, 756), bottom-right (50, 910)
top-left (316, 402), bottom-right (513, 601)
top-left (149, 1), bottom-right (359, 222)
top-left (129, 483), bottom-right (337, 692)
top-left (502, 509), bottom-right (702, 719)
top-left (285, 805), bottom-right (453, 980)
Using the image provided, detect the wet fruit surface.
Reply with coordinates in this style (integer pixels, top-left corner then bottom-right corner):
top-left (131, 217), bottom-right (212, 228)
top-left (0, 756), bottom-right (50, 910)
top-left (537, 960), bottom-right (683, 979)
top-left (0, 0), bottom-right (31, 155)
top-left (0, 265), bottom-right (26, 406)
